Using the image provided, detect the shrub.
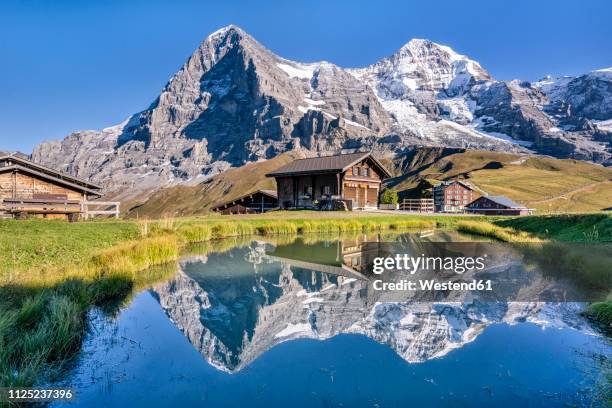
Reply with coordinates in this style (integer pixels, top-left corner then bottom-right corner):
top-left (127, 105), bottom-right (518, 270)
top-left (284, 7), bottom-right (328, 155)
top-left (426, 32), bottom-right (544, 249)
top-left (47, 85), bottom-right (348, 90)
top-left (380, 189), bottom-right (399, 204)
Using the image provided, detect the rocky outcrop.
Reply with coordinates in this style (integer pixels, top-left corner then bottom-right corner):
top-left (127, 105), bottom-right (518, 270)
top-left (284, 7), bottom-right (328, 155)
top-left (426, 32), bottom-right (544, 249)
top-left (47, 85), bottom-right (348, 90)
top-left (30, 26), bottom-right (612, 197)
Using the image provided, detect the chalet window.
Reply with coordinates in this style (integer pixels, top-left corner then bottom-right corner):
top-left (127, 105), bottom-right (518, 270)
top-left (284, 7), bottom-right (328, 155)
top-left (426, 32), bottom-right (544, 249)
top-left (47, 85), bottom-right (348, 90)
top-left (361, 167), bottom-right (369, 177)
top-left (322, 185), bottom-right (331, 195)
top-left (304, 185), bottom-right (312, 196)
top-left (352, 166), bottom-right (359, 176)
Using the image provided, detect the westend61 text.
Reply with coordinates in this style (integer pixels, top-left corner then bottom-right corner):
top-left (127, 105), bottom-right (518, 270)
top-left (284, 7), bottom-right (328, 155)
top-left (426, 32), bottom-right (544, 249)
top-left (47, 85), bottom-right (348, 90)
top-left (373, 279), bottom-right (493, 292)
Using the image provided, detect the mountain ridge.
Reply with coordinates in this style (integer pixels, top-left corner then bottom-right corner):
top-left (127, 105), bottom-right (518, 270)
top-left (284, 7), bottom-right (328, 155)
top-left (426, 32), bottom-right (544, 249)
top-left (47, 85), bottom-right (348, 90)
top-left (29, 25), bottom-right (612, 199)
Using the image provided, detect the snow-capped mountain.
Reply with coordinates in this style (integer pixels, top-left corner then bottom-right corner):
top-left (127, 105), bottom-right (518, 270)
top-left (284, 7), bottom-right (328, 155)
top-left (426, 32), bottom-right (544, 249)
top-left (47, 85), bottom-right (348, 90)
top-left (535, 68), bottom-right (612, 132)
top-left (30, 25), bottom-right (612, 196)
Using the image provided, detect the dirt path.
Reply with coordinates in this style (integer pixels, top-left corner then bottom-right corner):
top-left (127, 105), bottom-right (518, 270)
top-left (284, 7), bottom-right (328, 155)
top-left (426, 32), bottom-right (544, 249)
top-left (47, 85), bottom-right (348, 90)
top-left (529, 180), bottom-right (610, 205)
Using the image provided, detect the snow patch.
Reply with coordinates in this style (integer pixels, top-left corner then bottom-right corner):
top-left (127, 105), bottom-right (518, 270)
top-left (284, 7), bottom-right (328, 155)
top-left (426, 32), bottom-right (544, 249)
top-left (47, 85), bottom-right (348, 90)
top-left (303, 97), bottom-right (325, 106)
top-left (594, 118), bottom-right (612, 132)
top-left (275, 322), bottom-right (313, 338)
top-left (277, 62), bottom-right (317, 80)
top-left (590, 67), bottom-right (612, 79)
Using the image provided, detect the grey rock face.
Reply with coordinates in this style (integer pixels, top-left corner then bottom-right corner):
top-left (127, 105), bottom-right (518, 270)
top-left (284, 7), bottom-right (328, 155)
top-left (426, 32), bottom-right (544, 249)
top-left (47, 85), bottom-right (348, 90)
top-left (30, 26), bottom-right (611, 196)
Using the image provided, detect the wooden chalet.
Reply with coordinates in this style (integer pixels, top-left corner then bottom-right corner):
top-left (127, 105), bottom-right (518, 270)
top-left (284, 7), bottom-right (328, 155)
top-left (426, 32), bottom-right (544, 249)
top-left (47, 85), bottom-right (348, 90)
top-left (465, 195), bottom-right (533, 216)
top-left (212, 189), bottom-right (278, 214)
top-left (266, 152), bottom-right (391, 210)
top-left (0, 154), bottom-right (117, 220)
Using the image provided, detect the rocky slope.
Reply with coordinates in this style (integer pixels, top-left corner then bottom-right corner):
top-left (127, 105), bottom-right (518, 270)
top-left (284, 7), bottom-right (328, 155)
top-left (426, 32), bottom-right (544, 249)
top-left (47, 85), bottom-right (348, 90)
top-left (30, 25), bottom-right (612, 197)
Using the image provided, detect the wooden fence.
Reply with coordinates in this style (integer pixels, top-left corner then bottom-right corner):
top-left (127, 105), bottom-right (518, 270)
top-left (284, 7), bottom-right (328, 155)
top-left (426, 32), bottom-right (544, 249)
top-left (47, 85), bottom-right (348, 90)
top-left (81, 201), bottom-right (120, 219)
top-left (400, 198), bottom-right (434, 213)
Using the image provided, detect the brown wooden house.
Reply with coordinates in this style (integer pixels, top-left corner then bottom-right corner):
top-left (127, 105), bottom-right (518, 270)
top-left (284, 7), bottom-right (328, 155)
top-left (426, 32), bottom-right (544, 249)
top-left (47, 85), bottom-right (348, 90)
top-left (0, 154), bottom-right (107, 220)
top-left (266, 152), bottom-right (391, 210)
top-left (212, 189), bottom-right (278, 214)
top-left (465, 195), bottom-right (533, 216)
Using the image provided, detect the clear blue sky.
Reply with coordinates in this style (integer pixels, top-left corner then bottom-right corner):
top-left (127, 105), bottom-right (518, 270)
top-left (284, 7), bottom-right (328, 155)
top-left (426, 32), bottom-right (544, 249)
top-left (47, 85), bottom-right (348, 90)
top-left (1, 0), bottom-right (610, 153)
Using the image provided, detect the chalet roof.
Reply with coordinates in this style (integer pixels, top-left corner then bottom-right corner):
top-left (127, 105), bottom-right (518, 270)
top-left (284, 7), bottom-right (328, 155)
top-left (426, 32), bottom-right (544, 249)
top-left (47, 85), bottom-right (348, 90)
top-left (211, 189), bottom-right (278, 211)
top-left (258, 189), bottom-right (278, 198)
top-left (0, 154), bottom-right (102, 196)
top-left (266, 152), bottom-right (391, 178)
top-left (472, 195), bottom-right (526, 209)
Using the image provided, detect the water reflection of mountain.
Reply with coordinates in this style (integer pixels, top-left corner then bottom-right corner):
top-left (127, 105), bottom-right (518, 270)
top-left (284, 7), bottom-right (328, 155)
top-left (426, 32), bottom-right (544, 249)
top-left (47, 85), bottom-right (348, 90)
top-left (150, 239), bottom-right (594, 373)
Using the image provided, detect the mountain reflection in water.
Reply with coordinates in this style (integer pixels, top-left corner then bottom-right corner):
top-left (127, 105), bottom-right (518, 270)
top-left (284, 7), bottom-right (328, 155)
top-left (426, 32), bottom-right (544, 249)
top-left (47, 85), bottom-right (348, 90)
top-left (150, 234), bottom-right (600, 373)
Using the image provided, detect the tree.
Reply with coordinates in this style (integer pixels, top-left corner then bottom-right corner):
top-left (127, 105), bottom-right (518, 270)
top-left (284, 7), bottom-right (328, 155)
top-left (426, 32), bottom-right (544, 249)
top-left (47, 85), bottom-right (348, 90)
top-left (380, 189), bottom-right (399, 204)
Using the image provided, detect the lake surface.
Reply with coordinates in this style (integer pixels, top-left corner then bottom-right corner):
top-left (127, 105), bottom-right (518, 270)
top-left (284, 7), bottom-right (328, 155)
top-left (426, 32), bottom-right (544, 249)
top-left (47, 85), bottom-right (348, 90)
top-left (52, 232), bottom-right (611, 407)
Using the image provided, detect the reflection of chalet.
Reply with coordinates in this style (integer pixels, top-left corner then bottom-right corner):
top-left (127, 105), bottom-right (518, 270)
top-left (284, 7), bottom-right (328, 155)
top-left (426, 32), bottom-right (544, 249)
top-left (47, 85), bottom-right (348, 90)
top-left (266, 235), bottom-right (381, 280)
top-left (0, 155), bottom-right (117, 220)
top-left (266, 152), bottom-right (391, 210)
top-left (212, 189), bottom-right (278, 214)
top-left (465, 195), bottom-right (533, 216)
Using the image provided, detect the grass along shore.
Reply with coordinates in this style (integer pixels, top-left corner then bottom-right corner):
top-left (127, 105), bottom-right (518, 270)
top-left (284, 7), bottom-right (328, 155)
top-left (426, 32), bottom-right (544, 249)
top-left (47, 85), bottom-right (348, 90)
top-left (0, 212), bottom-right (610, 392)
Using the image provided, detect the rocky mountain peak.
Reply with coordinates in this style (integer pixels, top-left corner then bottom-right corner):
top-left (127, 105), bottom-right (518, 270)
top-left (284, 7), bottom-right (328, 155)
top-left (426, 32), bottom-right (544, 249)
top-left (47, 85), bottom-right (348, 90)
top-left (29, 26), bottom-right (611, 199)
top-left (353, 38), bottom-right (490, 98)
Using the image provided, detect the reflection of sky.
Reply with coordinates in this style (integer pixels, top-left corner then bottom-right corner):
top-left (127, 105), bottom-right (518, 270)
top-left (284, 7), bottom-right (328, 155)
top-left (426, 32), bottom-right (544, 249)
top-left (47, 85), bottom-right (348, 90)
top-left (53, 281), bottom-right (610, 407)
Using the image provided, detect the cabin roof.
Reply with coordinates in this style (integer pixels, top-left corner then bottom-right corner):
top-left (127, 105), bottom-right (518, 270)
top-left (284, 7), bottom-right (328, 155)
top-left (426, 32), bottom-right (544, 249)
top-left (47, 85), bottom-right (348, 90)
top-left (0, 154), bottom-right (102, 196)
top-left (211, 189), bottom-right (278, 211)
top-left (265, 151), bottom-right (391, 178)
top-left (470, 195), bottom-right (526, 209)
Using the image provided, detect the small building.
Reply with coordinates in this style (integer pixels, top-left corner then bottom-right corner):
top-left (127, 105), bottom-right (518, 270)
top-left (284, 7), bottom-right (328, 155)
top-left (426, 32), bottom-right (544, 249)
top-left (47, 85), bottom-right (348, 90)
top-left (465, 195), bottom-right (534, 216)
top-left (266, 152), bottom-right (391, 210)
top-left (433, 180), bottom-right (475, 213)
top-left (212, 189), bottom-right (278, 214)
top-left (0, 154), bottom-right (115, 220)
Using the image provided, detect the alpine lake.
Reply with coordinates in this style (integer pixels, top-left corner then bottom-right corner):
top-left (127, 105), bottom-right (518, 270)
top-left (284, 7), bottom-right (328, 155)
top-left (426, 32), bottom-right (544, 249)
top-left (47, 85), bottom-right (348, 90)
top-left (48, 230), bottom-right (611, 407)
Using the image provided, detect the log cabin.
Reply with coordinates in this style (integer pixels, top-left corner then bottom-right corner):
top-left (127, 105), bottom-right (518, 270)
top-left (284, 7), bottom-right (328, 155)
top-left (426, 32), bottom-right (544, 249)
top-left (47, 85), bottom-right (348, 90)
top-left (266, 152), bottom-right (391, 210)
top-left (465, 195), bottom-right (534, 216)
top-left (0, 154), bottom-right (106, 220)
top-left (212, 189), bottom-right (278, 214)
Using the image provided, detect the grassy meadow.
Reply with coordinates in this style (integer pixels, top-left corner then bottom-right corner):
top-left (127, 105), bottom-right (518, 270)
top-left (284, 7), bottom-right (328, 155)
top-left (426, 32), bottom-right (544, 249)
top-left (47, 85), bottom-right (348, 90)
top-left (0, 211), bottom-right (610, 393)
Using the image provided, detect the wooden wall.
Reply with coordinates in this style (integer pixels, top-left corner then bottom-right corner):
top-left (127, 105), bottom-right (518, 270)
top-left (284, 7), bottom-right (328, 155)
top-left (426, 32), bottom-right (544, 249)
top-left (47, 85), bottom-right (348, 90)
top-left (342, 159), bottom-right (383, 208)
top-left (0, 171), bottom-right (84, 201)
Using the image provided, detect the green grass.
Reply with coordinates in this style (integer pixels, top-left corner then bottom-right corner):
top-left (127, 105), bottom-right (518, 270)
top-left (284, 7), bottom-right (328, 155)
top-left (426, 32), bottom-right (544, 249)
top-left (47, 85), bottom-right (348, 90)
top-left (456, 220), bottom-right (541, 242)
top-left (0, 219), bottom-right (138, 279)
top-left (495, 213), bottom-right (612, 242)
top-left (0, 233), bottom-right (180, 390)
